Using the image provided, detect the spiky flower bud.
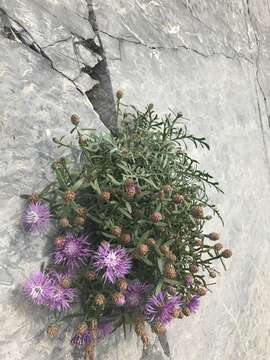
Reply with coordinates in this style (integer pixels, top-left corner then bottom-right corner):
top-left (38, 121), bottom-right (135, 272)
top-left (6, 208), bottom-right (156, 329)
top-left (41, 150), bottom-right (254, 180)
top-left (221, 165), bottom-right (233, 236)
top-left (77, 322), bottom-right (88, 335)
top-left (136, 244), bottom-right (149, 257)
top-left (208, 232), bottom-right (220, 241)
top-left (163, 184), bottom-right (172, 193)
top-left (152, 322), bottom-right (166, 335)
top-left (84, 343), bottom-right (95, 356)
top-left (134, 322), bottom-right (145, 336)
top-left (147, 238), bottom-right (156, 247)
top-left (95, 293), bottom-right (105, 306)
top-left (150, 211), bottom-right (162, 222)
top-left (111, 226), bottom-right (122, 236)
top-left (73, 216), bottom-right (85, 226)
top-left (121, 233), bottom-right (131, 245)
top-left (214, 243), bottom-right (223, 251)
top-left (112, 292), bottom-right (125, 306)
top-left (164, 263), bottom-right (176, 279)
top-left (28, 192), bottom-right (39, 203)
top-left (141, 332), bottom-right (150, 347)
top-left (85, 271), bottom-right (96, 281)
top-left (173, 193), bottom-right (184, 204)
top-left (192, 206), bottom-right (204, 218)
top-left (117, 278), bottom-right (128, 291)
top-left (47, 323), bottom-right (58, 337)
top-left (189, 264), bottom-right (199, 273)
top-left (71, 114), bottom-right (80, 126)
top-left (159, 244), bottom-right (170, 256)
top-left (198, 287), bottom-right (207, 296)
top-left (182, 306), bottom-right (191, 317)
top-left (221, 249), bottom-right (232, 258)
top-left (54, 235), bottom-right (65, 248)
top-left (100, 191), bottom-right (111, 202)
top-left (59, 276), bottom-right (72, 289)
top-left (59, 218), bottom-right (70, 228)
top-left (116, 89), bottom-right (124, 99)
top-left (64, 191), bottom-right (76, 201)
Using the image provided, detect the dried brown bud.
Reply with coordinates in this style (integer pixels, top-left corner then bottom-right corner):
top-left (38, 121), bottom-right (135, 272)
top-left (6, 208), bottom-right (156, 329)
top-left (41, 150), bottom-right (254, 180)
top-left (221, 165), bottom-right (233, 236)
top-left (214, 243), bottom-right (223, 251)
top-left (76, 207), bottom-right (87, 217)
top-left (73, 216), bottom-right (85, 226)
top-left (95, 293), bottom-right (105, 306)
top-left (132, 313), bottom-right (145, 325)
top-left (117, 278), bottom-right (128, 291)
top-left (111, 226), bottom-right (122, 236)
top-left (164, 263), bottom-right (177, 279)
top-left (160, 244), bottom-right (170, 255)
top-left (182, 307), bottom-right (191, 317)
top-left (192, 206), bottom-right (204, 218)
top-left (59, 218), bottom-right (70, 228)
top-left (209, 270), bottom-right (217, 278)
top-left (150, 211), bottom-right (162, 222)
top-left (136, 244), bottom-right (149, 257)
top-left (64, 191), bottom-right (76, 201)
top-left (197, 287), bottom-right (207, 296)
top-left (54, 235), bottom-right (65, 248)
top-left (71, 114), bottom-right (80, 126)
top-left (163, 184), bottom-right (172, 193)
top-left (84, 343), bottom-right (95, 356)
top-left (189, 264), bottom-right (199, 273)
top-left (59, 276), bottom-right (72, 289)
top-left (147, 238), bottom-right (156, 247)
top-left (152, 322), bottom-right (166, 335)
top-left (100, 191), bottom-right (111, 202)
top-left (116, 89), bottom-right (124, 99)
top-left (47, 324), bottom-right (58, 338)
top-left (141, 332), bottom-right (150, 347)
top-left (172, 308), bottom-right (181, 318)
top-left (173, 193), bottom-right (184, 204)
top-left (121, 233), bottom-right (131, 245)
top-left (221, 249), bottom-right (232, 258)
top-left (85, 271), bottom-right (96, 281)
top-left (77, 322), bottom-right (88, 335)
top-left (194, 239), bottom-right (203, 247)
top-left (134, 322), bottom-right (145, 336)
top-left (208, 232), bottom-right (220, 241)
top-left (28, 192), bottom-right (39, 203)
top-left (167, 286), bottom-right (177, 295)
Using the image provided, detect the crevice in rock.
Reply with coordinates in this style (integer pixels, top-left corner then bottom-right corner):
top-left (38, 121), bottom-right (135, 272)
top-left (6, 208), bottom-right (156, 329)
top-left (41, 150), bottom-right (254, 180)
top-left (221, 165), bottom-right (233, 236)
top-left (85, 1), bottom-right (117, 133)
top-left (99, 30), bottom-right (253, 64)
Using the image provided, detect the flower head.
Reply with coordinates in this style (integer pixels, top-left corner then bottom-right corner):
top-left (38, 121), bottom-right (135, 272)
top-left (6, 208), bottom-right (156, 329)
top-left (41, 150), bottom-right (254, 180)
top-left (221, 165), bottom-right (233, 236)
top-left (145, 292), bottom-right (181, 325)
top-left (23, 271), bottom-right (53, 305)
top-left (187, 295), bottom-right (200, 314)
top-left (53, 233), bottom-right (90, 270)
top-left (92, 242), bottom-right (132, 283)
top-left (47, 271), bottom-right (76, 311)
top-left (125, 280), bottom-right (150, 308)
top-left (97, 321), bottom-right (113, 341)
top-left (21, 202), bottom-right (50, 234)
top-left (71, 321), bottom-right (113, 347)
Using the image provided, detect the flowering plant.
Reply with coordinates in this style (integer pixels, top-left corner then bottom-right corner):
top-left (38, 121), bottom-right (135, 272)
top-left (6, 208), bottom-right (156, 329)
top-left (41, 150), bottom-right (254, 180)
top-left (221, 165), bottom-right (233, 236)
top-left (21, 93), bottom-right (232, 359)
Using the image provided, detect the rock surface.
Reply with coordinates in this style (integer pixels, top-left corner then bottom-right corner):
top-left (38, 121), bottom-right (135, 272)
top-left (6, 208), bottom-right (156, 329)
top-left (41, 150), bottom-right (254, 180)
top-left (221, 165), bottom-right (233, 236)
top-left (0, 0), bottom-right (270, 360)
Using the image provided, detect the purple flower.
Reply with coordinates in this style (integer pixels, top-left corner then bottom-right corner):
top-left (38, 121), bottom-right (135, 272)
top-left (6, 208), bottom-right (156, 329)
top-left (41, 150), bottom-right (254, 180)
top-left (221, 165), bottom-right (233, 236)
top-left (187, 295), bottom-right (200, 314)
top-left (145, 292), bottom-right (181, 325)
top-left (21, 202), bottom-right (50, 234)
top-left (47, 272), bottom-right (76, 312)
top-left (23, 271), bottom-right (53, 305)
top-left (92, 242), bottom-right (132, 283)
top-left (53, 233), bottom-right (90, 270)
top-left (71, 321), bottom-right (113, 348)
top-left (125, 280), bottom-right (150, 308)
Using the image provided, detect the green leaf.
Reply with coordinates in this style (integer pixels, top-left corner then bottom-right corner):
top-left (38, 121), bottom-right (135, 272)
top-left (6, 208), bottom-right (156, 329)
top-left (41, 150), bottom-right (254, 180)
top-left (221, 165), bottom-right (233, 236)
top-left (107, 174), bottom-right (121, 185)
top-left (140, 257), bottom-right (153, 266)
top-left (70, 178), bottom-right (85, 192)
top-left (124, 201), bottom-right (132, 214)
top-left (118, 208), bottom-right (133, 220)
top-left (157, 257), bottom-right (165, 273)
top-left (155, 279), bottom-right (164, 294)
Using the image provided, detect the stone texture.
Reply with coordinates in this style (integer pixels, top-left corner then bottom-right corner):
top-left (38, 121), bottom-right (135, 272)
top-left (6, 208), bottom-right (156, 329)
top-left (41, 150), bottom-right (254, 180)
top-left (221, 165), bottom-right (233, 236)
top-left (1, 0), bottom-right (270, 360)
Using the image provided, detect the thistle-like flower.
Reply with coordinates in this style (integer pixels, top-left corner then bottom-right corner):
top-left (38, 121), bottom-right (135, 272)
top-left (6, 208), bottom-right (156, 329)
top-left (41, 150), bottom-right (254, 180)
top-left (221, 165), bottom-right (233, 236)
top-left (71, 321), bottom-right (113, 347)
top-left (21, 202), bottom-right (50, 234)
top-left (47, 272), bottom-right (76, 311)
top-left (125, 280), bottom-right (150, 308)
top-left (23, 271), bottom-right (53, 305)
top-left (53, 233), bottom-right (90, 270)
top-left (144, 292), bottom-right (181, 325)
top-left (187, 295), bottom-right (200, 313)
top-left (92, 242), bottom-right (132, 283)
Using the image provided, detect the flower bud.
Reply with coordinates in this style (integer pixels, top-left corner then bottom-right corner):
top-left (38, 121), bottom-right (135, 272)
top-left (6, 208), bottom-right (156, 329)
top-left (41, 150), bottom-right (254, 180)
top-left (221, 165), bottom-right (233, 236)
top-left (147, 238), bottom-right (156, 246)
top-left (59, 218), bottom-right (70, 228)
top-left (116, 89), bottom-right (124, 99)
top-left (189, 264), bottom-right (199, 273)
top-left (85, 271), bottom-right (96, 281)
top-left (197, 287), bottom-right (207, 296)
top-left (95, 293), bottom-right (105, 306)
top-left (164, 263), bottom-right (176, 279)
top-left (194, 239), bottom-right (203, 247)
top-left (159, 244), bottom-right (170, 256)
top-left (28, 192), bottom-right (39, 203)
top-left (167, 286), bottom-right (177, 295)
top-left (121, 233), bottom-right (131, 245)
top-left (163, 185), bottom-right (172, 193)
top-left (214, 243), bottom-right (223, 251)
top-left (150, 211), bottom-right (162, 222)
top-left (208, 232), bottom-right (220, 241)
top-left (100, 191), bottom-right (111, 202)
top-left (64, 191), bottom-right (76, 201)
top-left (117, 278), bottom-right (128, 291)
top-left (111, 226), bottom-right (122, 236)
top-left (136, 244), bottom-right (149, 257)
top-left (76, 207), bottom-right (87, 217)
top-left (192, 206), bottom-right (204, 218)
top-left (76, 322), bottom-right (88, 335)
top-left (152, 322), bottom-right (166, 335)
top-left (54, 235), bottom-right (65, 248)
top-left (173, 193), bottom-right (184, 204)
top-left (71, 114), bottom-right (80, 126)
top-left (112, 292), bottom-right (125, 306)
top-left (221, 249), bottom-right (232, 258)
top-left (47, 324), bottom-right (58, 337)
top-left (59, 276), bottom-right (72, 289)
top-left (182, 306), bottom-right (191, 317)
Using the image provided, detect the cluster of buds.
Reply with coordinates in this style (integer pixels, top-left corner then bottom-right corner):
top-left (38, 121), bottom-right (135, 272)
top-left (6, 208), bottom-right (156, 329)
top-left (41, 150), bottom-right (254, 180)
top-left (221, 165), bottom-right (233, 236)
top-left (133, 314), bottom-right (150, 348)
top-left (159, 244), bottom-right (177, 262)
